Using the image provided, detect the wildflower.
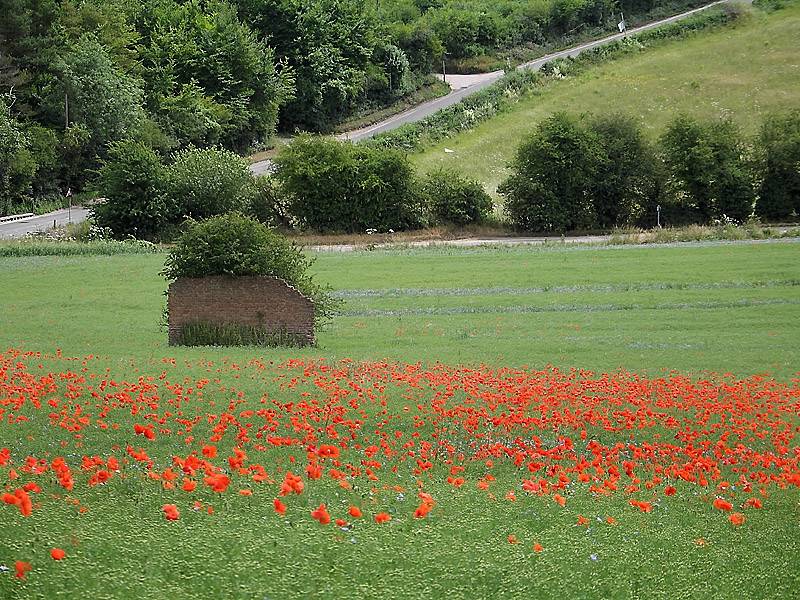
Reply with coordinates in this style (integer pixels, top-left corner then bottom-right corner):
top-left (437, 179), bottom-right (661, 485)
top-left (713, 498), bottom-right (733, 512)
top-left (273, 498), bottom-right (287, 515)
top-left (311, 504), bottom-right (331, 525)
top-left (163, 504), bottom-right (180, 521)
top-left (14, 561), bottom-right (32, 579)
top-left (374, 512), bottom-right (391, 524)
top-left (533, 542), bottom-right (543, 553)
top-left (50, 549), bottom-right (66, 561)
top-left (729, 512), bottom-right (746, 526)
top-left (349, 506), bottom-right (363, 518)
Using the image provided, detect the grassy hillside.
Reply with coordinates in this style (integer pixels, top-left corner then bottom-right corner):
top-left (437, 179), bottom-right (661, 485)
top-left (411, 3), bottom-right (800, 196)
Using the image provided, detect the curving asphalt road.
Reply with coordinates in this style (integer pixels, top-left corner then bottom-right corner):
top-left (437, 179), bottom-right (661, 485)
top-left (0, 207), bottom-right (91, 239)
top-left (249, 0), bottom-right (730, 176)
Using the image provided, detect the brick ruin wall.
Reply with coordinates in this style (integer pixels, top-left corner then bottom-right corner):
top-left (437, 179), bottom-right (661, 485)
top-left (168, 276), bottom-right (315, 346)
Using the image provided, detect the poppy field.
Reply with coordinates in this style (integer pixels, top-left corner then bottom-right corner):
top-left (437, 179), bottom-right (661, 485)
top-left (1, 240), bottom-right (799, 598)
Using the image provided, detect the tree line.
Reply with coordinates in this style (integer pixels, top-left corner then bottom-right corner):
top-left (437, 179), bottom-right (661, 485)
top-left (1, 0), bottom-right (702, 216)
top-left (500, 111), bottom-right (800, 231)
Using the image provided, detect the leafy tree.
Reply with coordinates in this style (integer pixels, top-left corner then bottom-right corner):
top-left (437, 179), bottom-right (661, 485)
top-left (499, 112), bottom-right (602, 232)
top-left (164, 147), bottom-right (254, 220)
top-left (0, 94), bottom-right (36, 215)
top-left (588, 113), bottom-right (663, 228)
top-left (233, 0), bottom-right (374, 130)
top-left (56, 34), bottom-right (146, 158)
top-left (275, 135), bottom-right (424, 232)
top-left (93, 139), bottom-right (170, 240)
top-left (756, 110), bottom-right (800, 221)
top-left (136, 0), bottom-right (291, 150)
top-left (661, 115), bottom-right (754, 223)
top-left (422, 168), bottom-right (493, 226)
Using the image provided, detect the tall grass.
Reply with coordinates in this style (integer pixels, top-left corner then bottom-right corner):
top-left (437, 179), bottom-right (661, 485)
top-left (0, 239), bottom-right (159, 257)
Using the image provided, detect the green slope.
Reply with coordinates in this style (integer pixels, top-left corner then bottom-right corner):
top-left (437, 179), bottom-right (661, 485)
top-left (411, 4), bottom-right (800, 196)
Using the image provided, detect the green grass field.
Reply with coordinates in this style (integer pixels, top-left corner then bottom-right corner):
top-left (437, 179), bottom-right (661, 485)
top-left (3, 241), bottom-right (799, 377)
top-left (1, 240), bottom-right (799, 599)
top-left (411, 3), bottom-right (800, 195)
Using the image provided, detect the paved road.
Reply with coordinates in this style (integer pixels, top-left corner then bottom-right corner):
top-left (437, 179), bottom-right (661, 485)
top-left (0, 207), bottom-right (91, 239)
top-left (250, 0), bottom-right (728, 175)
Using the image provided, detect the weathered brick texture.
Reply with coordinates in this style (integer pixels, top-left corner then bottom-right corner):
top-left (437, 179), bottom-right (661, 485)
top-left (168, 276), bottom-right (315, 346)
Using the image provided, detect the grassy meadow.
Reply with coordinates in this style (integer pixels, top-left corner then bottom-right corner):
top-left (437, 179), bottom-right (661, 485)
top-left (2, 240), bottom-right (799, 377)
top-left (1, 240), bottom-right (800, 598)
top-left (411, 3), bottom-right (800, 195)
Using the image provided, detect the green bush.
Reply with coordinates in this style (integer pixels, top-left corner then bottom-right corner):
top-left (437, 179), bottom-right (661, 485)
top-left (164, 147), bottom-right (254, 221)
top-left (93, 139), bottom-right (171, 240)
top-left (587, 113), bottom-right (664, 228)
top-left (500, 112), bottom-right (602, 232)
top-left (275, 135), bottom-right (425, 233)
top-left (661, 115), bottom-right (754, 223)
top-left (246, 175), bottom-right (292, 228)
top-left (756, 109), bottom-right (800, 221)
top-left (422, 168), bottom-right (493, 226)
top-left (0, 95), bottom-right (36, 216)
top-left (162, 212), bottom-right (338, 324)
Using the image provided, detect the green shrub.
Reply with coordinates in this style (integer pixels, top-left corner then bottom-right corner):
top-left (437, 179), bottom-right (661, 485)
top-left (246, 175), bottom-right (292, 228)
top-left (661, 115), bottom-right (754, 223)
top-left (756, 109), bottom-right (800, 221)
top-left (165, 147), bottom-right (253, 221)
top-left (500, 112), bottom-right (602, 232)
top-left (275, 135), bottom-right (425, 233)
top-left (587, 113), bottom-right (664, 228)
top-left (161, 212), bottom-right (338, 324)
top-left (93, 139), bottom-right (170, 240)
top-left (422, 168), bottom-right (493, 226)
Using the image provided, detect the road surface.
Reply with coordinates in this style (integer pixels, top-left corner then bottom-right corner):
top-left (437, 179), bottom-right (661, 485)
top-left (0, 207), bottom-right (91, 239)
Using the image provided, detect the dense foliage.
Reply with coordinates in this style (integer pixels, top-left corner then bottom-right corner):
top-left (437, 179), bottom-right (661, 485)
top-left (422, 168), bottom-right (494, 226)
top-left (501, 111), bottom-right (796, 232)
top-left (274, 135), bottom-right (425, 233)
top-left (1, 0), bottom-right (712, 216)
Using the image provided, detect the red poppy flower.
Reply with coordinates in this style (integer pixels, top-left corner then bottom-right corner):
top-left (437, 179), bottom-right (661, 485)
top-left (311, 504), bottom-right (331, 525)
top-left (15, 561), bottom-right (32, 579)
top-left (576, 515), bottom-right (590, 526)
top-left (374, 512), bottom-right (391, 524)
top-left (50, 548), bottom-right (66, 561)
top-left (533, 542), bottom-right (543, 553)
top-left (665, 486), bottom-right (677, 496)
top-left (713, 498), bottom-right (733, 512)
top-left (729, 512), bottom-right (746, 526)
top-left (348, 506), bottom-right (362, 518)
top-left (163, 504), bottom-right (180, 521)
top-left (273, 498), bottom-right (287, 515)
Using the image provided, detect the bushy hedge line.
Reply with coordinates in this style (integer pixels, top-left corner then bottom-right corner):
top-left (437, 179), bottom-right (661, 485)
top-left (96, 135), bottom-right (494, 238)
top-left (367, 5), bottom-right (739, 152)
top-left (501, 110), bottom-right (800, 231)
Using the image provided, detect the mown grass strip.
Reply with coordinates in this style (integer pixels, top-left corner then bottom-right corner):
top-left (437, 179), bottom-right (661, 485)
top-left (332, 278), bottom-right (800, 299)
top-left (341, 297), bottom-right (800, 317)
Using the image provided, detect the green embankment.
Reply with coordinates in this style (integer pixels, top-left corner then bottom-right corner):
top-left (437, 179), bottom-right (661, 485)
top-left (411, 4), bottom-right (800, 196)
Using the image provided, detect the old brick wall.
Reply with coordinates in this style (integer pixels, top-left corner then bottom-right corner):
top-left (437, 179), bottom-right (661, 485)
top-left (168, 276), bottom-right (315, 346)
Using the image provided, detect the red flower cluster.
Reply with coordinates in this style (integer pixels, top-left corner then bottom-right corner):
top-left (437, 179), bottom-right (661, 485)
top-left (1, 348), bottom-right (798, 583)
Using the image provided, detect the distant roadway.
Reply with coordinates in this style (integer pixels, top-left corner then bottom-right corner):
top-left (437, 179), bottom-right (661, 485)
top-left (0, 1), bottom-right (733, 235)
top-left (249, 0), bottom-right (729, 175)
